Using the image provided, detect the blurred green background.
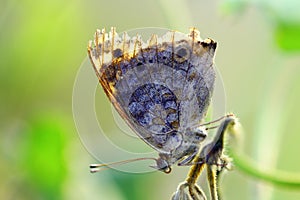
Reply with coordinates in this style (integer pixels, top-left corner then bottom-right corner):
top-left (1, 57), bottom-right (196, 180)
top-left (1, 0), bottom-right (300, 199)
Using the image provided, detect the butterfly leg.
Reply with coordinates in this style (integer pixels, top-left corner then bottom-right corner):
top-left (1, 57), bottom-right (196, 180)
top-left (178, 150), bottom-right (198, 166)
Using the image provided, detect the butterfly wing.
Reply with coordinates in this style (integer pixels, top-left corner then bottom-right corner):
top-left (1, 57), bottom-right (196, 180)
top-left (88, 28), bottom-right (216, 154)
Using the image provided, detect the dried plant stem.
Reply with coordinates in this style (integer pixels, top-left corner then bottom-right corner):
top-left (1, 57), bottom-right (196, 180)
top-left (206, 165), bottom-right (218, 200)
top-left (186, 160), bottom-right (205, 185)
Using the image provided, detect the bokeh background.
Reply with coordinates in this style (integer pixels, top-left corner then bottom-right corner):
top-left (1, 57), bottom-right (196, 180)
top-left (1, 0), bottom-right (300, 199)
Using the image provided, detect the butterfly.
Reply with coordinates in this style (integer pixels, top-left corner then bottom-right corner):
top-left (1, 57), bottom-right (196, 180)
top-left (87, 27), bottom-right (223, 173)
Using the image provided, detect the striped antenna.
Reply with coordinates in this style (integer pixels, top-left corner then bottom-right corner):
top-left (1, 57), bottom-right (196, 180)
top-left (90, 157), bottom-right (158, 173)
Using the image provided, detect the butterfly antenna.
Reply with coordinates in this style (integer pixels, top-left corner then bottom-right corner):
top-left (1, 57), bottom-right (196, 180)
top-left (90, 157), bottom-right (158, 173)
top-left (199, 113), bottom-right (235, 127)
top-left (205, 125), bottom-right (220, 130)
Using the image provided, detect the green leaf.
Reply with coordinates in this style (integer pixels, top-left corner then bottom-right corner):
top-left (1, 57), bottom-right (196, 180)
top-left (275, 22), bottom-right (300, 51)
top-left (22, 113), bottom-right (68, 200)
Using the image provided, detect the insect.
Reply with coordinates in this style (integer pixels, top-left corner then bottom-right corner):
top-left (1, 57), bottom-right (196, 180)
top-left (87, 27), bottom-right (237, 199)
top-left (88, 27), bottom-right (219, 171)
